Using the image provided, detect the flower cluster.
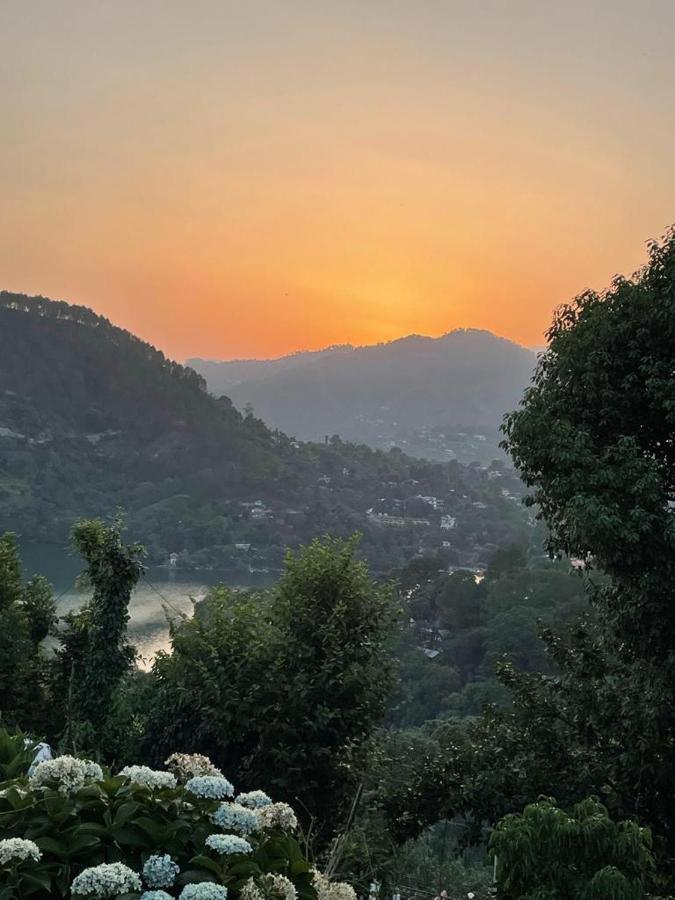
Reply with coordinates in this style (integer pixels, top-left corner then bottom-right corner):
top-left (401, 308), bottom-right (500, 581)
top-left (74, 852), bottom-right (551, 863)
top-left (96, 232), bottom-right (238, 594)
top-left (267, 874), bottom-right (297, 900)
top-left (0, 838), bottom-right (42, 866)
top-left (241, 874), bottom-right (296, 900)
top-left (205, 834), bottom-right (253, 855)
top-left (165, 752), bottom-right (223, 780)
top-left (212, 802), bottom-right (260, 834)
top-left (236, 790), bottom-right (272, 809)
top-left (180, 885), bottom-right (229, 899)
top-left (257, 802), bottom-right (298, 831)
top-left (240, 879), bottom-right (264, 900)
top-left (186, 775), bottom-right (235, 800)
top-left (119, 765), bottom-right (177, 791)
top-left (29, 755), bottom-right (101, 794)
top-left (83, 760), bottom-right (104, 781)
top-left (143, 854), bottom-right (180, 888)
top-left (141, 893), bottom-right (174, 900)
top-left (314, 871), bottom-right (357, 900)
top-left (71, 862), bottom-right (142, 897)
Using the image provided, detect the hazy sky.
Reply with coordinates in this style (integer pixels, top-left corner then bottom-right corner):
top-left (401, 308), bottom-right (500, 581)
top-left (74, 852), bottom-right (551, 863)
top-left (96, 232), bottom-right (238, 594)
top-left (2, 1), bottom-right (674, 360)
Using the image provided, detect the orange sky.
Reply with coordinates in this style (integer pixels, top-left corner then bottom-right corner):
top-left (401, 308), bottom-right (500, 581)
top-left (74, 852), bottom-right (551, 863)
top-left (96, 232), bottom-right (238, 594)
top-left (2, 1), bottom-right (675, 360)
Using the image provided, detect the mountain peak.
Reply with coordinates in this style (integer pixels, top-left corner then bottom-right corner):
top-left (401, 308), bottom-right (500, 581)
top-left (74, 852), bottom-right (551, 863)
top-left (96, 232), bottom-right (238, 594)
top-left (189, 326), bottom-right (535, 451)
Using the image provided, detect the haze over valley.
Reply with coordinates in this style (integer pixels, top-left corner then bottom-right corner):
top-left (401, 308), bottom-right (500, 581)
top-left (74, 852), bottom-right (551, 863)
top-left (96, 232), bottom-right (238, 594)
top-left (189, 329), bottom-right (536, 463)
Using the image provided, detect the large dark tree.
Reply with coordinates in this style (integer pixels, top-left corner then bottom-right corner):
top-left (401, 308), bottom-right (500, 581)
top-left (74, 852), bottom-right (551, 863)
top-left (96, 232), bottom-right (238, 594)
top-left (373, 230), bottom-right (675, 890)
top-left (503, 230), bottom-right (675, 656)
top-left (496, 231), bottom-right (675, 869)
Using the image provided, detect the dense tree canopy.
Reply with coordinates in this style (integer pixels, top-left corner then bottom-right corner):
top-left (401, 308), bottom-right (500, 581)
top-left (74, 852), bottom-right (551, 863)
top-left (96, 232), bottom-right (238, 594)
top-left (371, 230), bottom-right (675, 892)
top-left (503, 230), bottom-right (675, 656)
top-left (145, 536), bottom-right (396, 843)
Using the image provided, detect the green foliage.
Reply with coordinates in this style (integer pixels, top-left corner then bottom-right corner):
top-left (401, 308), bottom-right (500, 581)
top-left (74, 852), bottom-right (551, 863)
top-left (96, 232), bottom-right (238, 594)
top-left (502, 229), bottom-right (675, 657)
top-left (145, 536), bottom-right (396, 842)
top-left (498, 230), bottom-right (675, 870)
top-left (339, 814), bottom-right (493, 900)
top-left (0, 533), bottom-right (31, 721)
top-left (56, 517), bottom-right (145, 752)
top-left (490, 796), bottom-right (654, 900)
top-left (391, 556), bottom-right (589, 725)
top-left (21, 575), bottom-right (58, 645)
top-left (388, 631), bottom-right (461, 728)
top-left (375, 231), bottom-right (675, 891)
top-left (0, 732), bottom-right (317, 900)
top-left (0, 728), bottom-right (34, 781)
top-left (0, 532), bottom-right (56, 730)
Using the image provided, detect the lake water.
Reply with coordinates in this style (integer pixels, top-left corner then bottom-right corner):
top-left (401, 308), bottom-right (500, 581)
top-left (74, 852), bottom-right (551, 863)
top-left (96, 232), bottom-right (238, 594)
top-left (20, 543), bottom-right (275, 668)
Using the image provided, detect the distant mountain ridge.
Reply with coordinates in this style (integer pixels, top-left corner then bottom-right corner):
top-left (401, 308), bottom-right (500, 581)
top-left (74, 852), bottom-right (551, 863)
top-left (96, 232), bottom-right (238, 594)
top-left (188, 329), bottom-right (536, 457)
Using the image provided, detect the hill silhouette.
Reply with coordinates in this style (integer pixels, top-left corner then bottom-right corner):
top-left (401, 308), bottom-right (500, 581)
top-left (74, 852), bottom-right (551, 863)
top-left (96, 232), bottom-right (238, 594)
top-left (0, 292), bottom-right (528, 571)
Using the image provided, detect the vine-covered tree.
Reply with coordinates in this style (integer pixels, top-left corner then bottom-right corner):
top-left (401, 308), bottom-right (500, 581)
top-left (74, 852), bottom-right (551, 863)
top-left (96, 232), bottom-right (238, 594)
top-left (57, 517), bottom-right (144, 752)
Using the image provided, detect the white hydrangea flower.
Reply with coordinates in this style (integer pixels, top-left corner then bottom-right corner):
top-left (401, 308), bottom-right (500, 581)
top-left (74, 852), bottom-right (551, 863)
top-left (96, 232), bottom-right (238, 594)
top-left (29, 755), bottom-right (101, 794)
top-left (236, 790), bottom-right (272, 809)
top-left (241, 875), bottom-right (296, 900)
top-left (119, 765), bottom-right (177, 791)
top-left (313, 871), bottom-right (357, 900)
top-left (212, 802), bottom-right (259, 834)
top-left (179, 885), bottom-right (228, 900)
top-left (71, 862), bottom-right (141, 897)
top-left (267, 874), bottom-right (297, 900)
top-left (83, 760), bottom-right (104, 781)
top-left (240, 879), bottom-right (265, 900)
top-left (205, 834), bottom-right (253, 855)
top-left (185, 775), bottom-right (235, 800)
top-left (141, 893), bottom-right (174, 900)
top-left (165, 752), bottom-right (223, 780)
top-left (0, 838), bottom-right (42, 866)
top-left (143, 854), bottom-right (180, 888)
top-left (257, 802), bottom-right (298, 831)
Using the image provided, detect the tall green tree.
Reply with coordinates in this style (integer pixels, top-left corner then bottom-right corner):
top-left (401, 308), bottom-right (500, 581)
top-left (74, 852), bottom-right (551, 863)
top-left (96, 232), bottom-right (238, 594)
top-left (375, 230), bottom-right (675, 888)
top-left (500, 229), bottom-right (675, 855)
top-left (503, 230), bottom-right (675, 657)
top-left (146, 535), bottom-right (396, 841)
top-left (57, 517), bottom-right (144, 752)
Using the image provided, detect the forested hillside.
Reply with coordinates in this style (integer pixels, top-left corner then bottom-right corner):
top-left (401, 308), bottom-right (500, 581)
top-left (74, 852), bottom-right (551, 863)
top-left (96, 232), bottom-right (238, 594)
top-left (0, 293), bottom-right (528, 571)
top-left (189, 330), bottom-right (536, 462)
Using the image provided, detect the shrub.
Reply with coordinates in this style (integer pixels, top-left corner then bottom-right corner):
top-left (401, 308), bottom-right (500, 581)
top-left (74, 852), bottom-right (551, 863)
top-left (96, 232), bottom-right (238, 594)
top-left (0, 734), bottom-right (347, 900)
top-left (490, 796), bottom-right (655, 900)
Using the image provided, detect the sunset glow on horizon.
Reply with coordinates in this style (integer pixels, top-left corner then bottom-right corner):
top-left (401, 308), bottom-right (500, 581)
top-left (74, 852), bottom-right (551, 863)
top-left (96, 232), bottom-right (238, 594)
top-left (2, 1), bottom-right (675, 361)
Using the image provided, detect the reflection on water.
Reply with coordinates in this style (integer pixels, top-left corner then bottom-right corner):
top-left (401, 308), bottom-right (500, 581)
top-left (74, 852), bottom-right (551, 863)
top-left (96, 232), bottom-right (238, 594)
top-left (56, 578), bottom-right (208, 669)
top-left (21, 543), bottom-right (275, 668)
